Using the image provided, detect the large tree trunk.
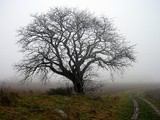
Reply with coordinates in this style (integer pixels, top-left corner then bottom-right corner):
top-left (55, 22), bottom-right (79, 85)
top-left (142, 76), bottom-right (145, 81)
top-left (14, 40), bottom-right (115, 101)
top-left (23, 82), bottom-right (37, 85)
top-left (73, 81), bottom-right (84, 94)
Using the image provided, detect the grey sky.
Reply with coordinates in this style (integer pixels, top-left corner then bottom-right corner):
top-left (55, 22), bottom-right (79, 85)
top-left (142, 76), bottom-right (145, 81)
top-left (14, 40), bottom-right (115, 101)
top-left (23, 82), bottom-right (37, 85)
top-left (0, 0), bottom-right (160, 83)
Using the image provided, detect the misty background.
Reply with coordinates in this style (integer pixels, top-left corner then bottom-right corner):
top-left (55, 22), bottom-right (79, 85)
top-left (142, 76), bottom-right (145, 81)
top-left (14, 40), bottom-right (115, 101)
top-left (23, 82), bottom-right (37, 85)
top-left (0, 0), bottom-right (160, 86)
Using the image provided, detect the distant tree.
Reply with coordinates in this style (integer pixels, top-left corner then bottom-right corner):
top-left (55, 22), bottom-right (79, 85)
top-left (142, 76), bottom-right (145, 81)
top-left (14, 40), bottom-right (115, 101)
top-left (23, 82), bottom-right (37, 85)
top-left (15, 7), bottom-right (136, 93)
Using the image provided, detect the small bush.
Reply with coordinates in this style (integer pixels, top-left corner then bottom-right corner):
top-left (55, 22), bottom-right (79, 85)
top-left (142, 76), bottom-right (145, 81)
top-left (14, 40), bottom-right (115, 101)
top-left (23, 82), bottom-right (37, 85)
top-left (47, 87), bottom-right (73, 96)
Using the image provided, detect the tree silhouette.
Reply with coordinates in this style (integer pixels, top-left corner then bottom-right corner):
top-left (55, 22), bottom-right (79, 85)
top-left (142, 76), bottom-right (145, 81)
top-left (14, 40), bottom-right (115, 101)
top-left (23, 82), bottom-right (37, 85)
top-left (15, 7), bottom-right (136, 93)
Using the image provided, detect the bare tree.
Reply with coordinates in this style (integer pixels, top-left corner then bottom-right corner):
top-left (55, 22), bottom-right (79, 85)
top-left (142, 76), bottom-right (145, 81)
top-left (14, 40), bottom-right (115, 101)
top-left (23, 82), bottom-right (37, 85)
top-left (15, 7), bottom-right (136, 93)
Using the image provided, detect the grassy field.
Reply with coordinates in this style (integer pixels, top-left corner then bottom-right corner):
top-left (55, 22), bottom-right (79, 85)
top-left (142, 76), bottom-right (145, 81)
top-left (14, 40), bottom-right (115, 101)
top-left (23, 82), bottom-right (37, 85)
top-left (0, 88), bottom-right (135, 120)
top-left (2, 85), bottom-right (160, 120)
top-left (144, 89), bottom-right (160, 109)
top-left (114, 92), bottom-right (134, 120)
top-left (130, 89), bottom-right (160, 120)
top-left (136, 97), bottom-right (160, 120)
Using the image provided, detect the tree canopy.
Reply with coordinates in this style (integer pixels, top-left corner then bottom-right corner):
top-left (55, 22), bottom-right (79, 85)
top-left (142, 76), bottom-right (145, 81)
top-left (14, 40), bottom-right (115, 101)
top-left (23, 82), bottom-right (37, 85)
top-left (15, 7), bottom-right (136, 93)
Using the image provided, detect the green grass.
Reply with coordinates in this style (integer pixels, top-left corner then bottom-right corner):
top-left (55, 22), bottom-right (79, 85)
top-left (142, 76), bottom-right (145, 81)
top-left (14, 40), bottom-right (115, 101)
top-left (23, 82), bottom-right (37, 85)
top-left (137, 97), bottom-right (160, 120)
top-left (114, 92), bottom-right (134, 120)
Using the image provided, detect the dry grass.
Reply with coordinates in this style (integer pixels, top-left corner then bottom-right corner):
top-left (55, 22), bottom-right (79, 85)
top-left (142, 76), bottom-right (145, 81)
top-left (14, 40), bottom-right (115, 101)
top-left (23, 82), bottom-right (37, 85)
top-left (0, 86), bottom-right (133, 120)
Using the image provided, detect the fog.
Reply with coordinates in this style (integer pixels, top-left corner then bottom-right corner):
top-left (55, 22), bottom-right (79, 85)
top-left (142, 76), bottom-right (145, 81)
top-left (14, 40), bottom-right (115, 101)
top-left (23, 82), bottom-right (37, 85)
top-left (0, 0), bottom-right (160, 85)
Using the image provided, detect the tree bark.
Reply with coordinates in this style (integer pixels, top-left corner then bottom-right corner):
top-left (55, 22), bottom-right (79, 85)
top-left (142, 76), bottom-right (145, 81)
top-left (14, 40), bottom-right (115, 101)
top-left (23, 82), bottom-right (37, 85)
top-left (73, 81), bottom-right (84, 94)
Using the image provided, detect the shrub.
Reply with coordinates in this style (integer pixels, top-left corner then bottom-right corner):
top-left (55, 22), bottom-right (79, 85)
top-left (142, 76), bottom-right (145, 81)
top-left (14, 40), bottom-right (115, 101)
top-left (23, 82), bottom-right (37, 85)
top-left (47, 87), bottom-right (73, 96)
top-left (0, 83), bottom-right (20, 106)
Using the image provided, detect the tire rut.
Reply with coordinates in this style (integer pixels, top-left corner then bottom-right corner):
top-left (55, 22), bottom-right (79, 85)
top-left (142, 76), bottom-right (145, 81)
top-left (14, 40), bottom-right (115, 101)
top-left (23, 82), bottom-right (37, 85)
top-left (130, 94), bottom-right (139, 120)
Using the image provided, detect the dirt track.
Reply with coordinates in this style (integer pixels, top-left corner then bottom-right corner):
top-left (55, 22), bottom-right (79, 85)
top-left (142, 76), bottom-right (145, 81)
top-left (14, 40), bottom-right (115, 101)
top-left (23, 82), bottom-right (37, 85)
top-left (130, 94), bottom-right (139, 120)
